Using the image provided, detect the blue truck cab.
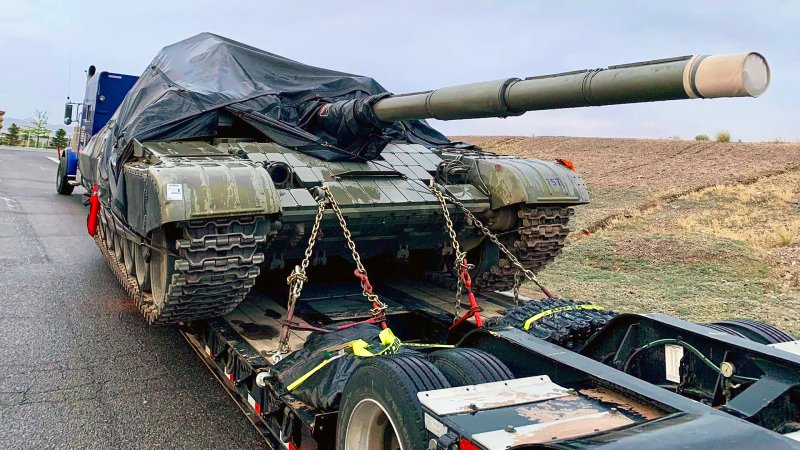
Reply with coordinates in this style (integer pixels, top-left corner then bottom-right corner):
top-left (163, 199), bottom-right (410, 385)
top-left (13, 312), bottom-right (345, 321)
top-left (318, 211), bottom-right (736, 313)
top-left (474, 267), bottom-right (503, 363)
top-left (57, 66), bottom-right (137, 195)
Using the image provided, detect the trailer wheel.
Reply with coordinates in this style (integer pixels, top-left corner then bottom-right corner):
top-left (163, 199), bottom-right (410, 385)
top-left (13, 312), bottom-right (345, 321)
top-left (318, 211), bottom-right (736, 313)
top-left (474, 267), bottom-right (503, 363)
top-left (55, 156), bottom-right (74, 195)
top-left (428, 348), bottom-right (513, 386)
top-left (701, 323), bottom-right (748, 339)
top-left (711, 319), bottom-right (795, 344)
top-left (337, 355), bottom-right (450, 450)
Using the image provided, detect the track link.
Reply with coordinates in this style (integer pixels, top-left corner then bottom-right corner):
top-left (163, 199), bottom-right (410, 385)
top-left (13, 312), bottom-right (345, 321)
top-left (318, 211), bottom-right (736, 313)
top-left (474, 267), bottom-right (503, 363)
top-left (488, 298), bottom-right (616, 350)
top-left (96, 215), bottom-right (271, 325)
top-left (427, 206), bottom-right (572, 292)
top-left (474, 205), bottom-right (572, 291)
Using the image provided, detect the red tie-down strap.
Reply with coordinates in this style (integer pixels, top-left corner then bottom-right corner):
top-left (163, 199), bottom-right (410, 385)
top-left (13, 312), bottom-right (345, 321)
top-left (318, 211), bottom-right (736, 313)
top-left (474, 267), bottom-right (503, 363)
top-left (449, 257), bottom-right (484, 330)
top-left (87, 184), bottom-right (100, 237)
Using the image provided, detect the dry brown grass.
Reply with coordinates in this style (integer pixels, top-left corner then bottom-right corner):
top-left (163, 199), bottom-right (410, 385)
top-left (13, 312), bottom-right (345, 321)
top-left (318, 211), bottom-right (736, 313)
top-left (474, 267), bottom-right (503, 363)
top-left (454, 136), bottom-right (800, 335)
top-left (529, 171), bottom-right (800, 335)
top-left (533, 170), bottom-right (800, 335)
top-left (454, 135), bottom-right (800, 234)
top-left (679, 173), bottom-right (800, 250)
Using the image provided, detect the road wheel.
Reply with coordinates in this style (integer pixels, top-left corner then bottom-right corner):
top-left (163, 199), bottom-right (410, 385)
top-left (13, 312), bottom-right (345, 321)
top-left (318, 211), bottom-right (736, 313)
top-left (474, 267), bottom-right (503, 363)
top-left (428, 348), bottom-right (513, 386)
top-left (149, 228), bottom-right (176, 310)
top-left (104, 220), bottom-right (115, 251)
top-left (97, 215), bottom-right (106, 241)
top-left (337, 355), bottom-right (450, 450)
top-left (123, 236), bottom-right (136, 276)
top-left (113, 230), bottom-right (124, 262)
top-left (56, 156), bottom-right (74, 195)
top-left (134, 242), bottom-right (151, 292)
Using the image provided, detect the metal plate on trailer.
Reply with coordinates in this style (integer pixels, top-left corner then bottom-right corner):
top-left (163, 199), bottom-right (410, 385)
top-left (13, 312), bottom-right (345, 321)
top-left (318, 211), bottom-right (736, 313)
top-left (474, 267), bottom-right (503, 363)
top-left (769, 340), bottom-right (800, 356)
top-left (784, 430), bottom-right (800, 442)
top-left (417, 375), bottom-right (571, 416)
top-left (471, 410), bottom-right (634, 449)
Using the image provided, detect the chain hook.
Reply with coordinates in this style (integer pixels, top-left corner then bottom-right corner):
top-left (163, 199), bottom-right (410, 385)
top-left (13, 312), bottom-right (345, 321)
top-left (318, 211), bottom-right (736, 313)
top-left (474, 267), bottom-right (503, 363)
top-left (319, 185), bottom-right (389, 326)
top-left (353, 269), bottom-right (374, 295)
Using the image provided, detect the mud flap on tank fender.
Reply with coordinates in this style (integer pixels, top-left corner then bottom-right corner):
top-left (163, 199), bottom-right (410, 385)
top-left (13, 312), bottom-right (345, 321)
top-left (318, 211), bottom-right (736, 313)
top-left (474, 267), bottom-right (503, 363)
top-left (467, 157), bottom-right (589, 210)
top-left (123, 159), bottom-right (282, 235)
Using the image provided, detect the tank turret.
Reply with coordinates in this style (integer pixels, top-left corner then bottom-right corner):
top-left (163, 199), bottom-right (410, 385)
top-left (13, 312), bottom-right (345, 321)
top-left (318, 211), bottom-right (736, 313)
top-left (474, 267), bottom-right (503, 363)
top-left (370, 53), bottom-right (769, 122)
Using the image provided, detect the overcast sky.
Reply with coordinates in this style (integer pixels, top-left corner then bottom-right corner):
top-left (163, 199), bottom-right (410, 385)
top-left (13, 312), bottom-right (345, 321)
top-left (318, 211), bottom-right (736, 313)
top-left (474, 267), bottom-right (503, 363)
top-left (1, 0), bottom-right (797, 141)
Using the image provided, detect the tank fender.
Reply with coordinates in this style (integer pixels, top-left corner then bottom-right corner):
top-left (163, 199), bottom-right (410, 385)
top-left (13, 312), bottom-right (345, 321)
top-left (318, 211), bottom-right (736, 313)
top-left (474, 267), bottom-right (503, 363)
top-left (123, 159), bottom-right (281, 235)
top-left (467, 157), bottom-right (589, 209)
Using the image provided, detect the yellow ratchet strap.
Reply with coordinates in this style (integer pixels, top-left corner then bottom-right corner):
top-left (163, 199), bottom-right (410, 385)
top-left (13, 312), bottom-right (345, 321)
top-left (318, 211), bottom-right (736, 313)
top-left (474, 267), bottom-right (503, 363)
top-left (352, 328), bottom-right (402, 357)
top-left (286, 351), bottom-right (346, 391)
top-left (286, 328), bottom-right (455, 390)
top-left (402, 343), bottom-right (456, 349)
top-left (523, 304), bottom-right (606, 330)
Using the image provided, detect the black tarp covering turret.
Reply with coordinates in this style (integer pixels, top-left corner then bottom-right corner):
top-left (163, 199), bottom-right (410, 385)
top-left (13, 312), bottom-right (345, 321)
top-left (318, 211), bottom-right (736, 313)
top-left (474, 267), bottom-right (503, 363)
top-left (93, 32), bottom-right (449, 217)
top-left (110, 32), bottom-right (448, 162)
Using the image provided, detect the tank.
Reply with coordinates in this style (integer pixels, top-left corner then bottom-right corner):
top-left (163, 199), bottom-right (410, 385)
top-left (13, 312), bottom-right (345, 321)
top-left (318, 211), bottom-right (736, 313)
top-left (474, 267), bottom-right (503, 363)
top-left (78, 33), bottom-right (769, 324)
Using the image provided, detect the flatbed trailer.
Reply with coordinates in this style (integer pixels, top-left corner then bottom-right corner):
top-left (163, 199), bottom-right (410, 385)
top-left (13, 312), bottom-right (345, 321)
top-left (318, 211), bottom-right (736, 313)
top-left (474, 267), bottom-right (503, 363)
top-left (61, 38), bottom-right (793, 449)
top-left (171, 274), bottom-right (800, 449)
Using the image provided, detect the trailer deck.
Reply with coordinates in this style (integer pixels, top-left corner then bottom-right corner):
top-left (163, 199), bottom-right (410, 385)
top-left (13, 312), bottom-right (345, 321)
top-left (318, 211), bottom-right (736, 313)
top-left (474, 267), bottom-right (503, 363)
top-left (177, 276), bottom-right (800, 449)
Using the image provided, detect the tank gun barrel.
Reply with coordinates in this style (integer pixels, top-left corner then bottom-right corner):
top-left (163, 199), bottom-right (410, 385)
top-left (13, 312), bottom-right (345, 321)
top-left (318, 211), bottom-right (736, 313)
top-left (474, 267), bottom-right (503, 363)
top-left (372, 53), bottom-right (770, 122)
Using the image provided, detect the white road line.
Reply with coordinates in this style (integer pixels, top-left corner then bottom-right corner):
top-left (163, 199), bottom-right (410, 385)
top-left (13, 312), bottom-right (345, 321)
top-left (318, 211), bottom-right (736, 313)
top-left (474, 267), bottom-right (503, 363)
top-left (46, 156), bottom-right (60, 164)
top-left (0, 196), bottom-right (20, 211)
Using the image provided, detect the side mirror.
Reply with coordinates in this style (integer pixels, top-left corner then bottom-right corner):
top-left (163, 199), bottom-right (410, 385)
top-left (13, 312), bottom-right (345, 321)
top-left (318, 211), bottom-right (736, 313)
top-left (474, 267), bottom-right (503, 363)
top-left (64, 103), bottom-right (73, 125)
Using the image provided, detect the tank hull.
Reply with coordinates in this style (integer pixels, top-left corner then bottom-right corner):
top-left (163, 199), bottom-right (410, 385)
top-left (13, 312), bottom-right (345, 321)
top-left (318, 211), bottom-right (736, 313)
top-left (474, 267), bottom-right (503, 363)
top-left (81, 131), bottom-right (588, 323)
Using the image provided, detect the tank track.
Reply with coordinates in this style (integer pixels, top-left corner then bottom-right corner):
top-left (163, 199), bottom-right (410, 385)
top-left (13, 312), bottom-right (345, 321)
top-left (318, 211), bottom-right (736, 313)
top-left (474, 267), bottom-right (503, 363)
top-left (474, 205), bottom-right (572, 291)
top-left (487, 298), bottom-right (617, 350)
top-left (427, 206), bottom-right (572, 292)
top-left (95, 216), bottom-right (269, 325)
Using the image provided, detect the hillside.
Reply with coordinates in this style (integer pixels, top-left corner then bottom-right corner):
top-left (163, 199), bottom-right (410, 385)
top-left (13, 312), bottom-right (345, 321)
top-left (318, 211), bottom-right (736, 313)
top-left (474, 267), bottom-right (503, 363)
top-left (2, 117), bottom-right (70, 135)
top-left (454, 136), bottom-right (800, 335)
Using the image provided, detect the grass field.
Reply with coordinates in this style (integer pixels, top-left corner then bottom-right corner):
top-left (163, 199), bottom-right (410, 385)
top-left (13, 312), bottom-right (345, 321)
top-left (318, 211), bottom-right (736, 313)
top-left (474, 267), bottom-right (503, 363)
top-left (460, 136), bottom-right (800, 336)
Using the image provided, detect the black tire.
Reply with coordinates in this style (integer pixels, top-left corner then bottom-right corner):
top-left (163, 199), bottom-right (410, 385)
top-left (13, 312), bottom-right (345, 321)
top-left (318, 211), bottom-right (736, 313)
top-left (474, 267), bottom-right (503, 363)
top-left (56, 156), bottom-right (74, 195)
top-left (428, 348), bottom-right (514, 386)
top-left (712, 319), bottom-right (795, 344)
top-left (337, 355), bottom-right (450, 450)
top-left (701, 323), bottom-right (748, 339)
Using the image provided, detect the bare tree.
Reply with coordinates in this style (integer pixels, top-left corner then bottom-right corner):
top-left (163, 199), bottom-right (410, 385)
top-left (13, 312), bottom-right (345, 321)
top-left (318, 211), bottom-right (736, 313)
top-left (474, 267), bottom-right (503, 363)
top-left (29, 109), bottom-right (50, 148)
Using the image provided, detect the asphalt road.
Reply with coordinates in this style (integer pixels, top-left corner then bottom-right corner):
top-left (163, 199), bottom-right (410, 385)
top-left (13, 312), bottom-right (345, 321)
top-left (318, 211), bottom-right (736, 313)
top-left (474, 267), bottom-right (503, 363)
top-left (0, 147), bottom-right (265, 449)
